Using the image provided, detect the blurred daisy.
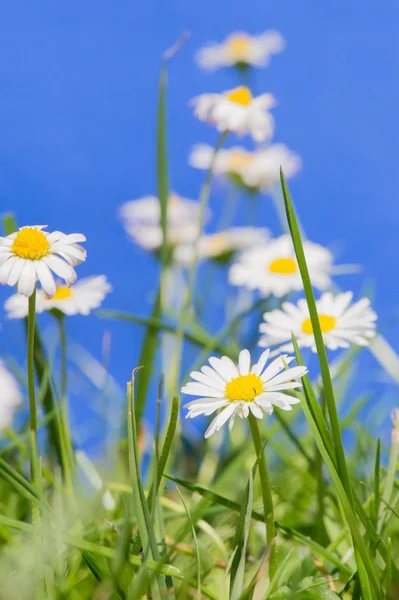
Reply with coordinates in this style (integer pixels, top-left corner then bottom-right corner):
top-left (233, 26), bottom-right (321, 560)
top-left (119, 193), bottom-right (204, 251)
top-left (5, 276), bottom-right (111, 318)
top-left (196, 31), bottom-right (285, 70)
top-left (259, 292), bottom-right (377, 353)
top-left (0, 359), bottom-right (22, 431)
top-left (0, 226), bottom-right (86, 298)
top-left (183, 348), bottom-right (307, 438)
top-left (229, 235), bottom-right (333, 297)
top-left (173, 227), bottom-right (270, 265)
top-left (191, 86), bottom-right (276, 142)
top-left (189, 143), bottom-right (301, 191)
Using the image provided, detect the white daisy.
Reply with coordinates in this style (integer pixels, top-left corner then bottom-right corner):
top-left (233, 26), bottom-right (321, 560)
top-left (119, 193), bottom-right (204, 251)
top-left (173, 227), bottom-right (270, 266)
top-left (0, 226), bottom-right (86, 298)
top-left (229, 235), bottom-right (333, 297)
top-left (196, 31), bottom-right (285, 70)
top-left (189, 143), bottom-right (301, 191)
top-left (4, 275), bottom-right (111, 319)
top-left (0, 359), bottom-right (23, 431)
top-left (191, 86), bottom-right (276, 142)
top-left (259, 292), bottom-right (377, 353)
top-left (182, 348), bottom-right (307, 438)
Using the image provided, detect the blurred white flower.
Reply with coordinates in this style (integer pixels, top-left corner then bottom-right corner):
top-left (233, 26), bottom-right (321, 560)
top-left (191, 86), bottom-right (276, 142)
top-left (182, 348), bottom-right (307, 438)
top-left (5, 276), bottom-right (112, 318)
top-left (189, 143), bottom-right (301, 191)
top-left (0, 226), bottom-right (86, 298)
top-left (119, 193), bottom-right (205, 251)
top-left (196, 31), bottom-right (285, 70)
top-left (0, 359), bottom-right (22, 431)
top-left (259, 292), bottom-right (377, 353)
top-left (174, 227), bottom-right (270, 265)
top-left (229, 235), bottom-right (333, 297)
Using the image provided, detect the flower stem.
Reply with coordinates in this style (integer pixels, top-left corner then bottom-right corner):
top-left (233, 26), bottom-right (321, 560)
top-left (27, 289), bottom-right (42, 512)
top-left (248, 413), bottom-right (277, 579)
top-left (55, 312), bottom-right (75, 489)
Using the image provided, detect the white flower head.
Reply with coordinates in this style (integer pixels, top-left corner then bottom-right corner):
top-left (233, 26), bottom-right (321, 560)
top-left (119, 193), bottom-right (205, 251)
top-left (191, 86), bottom-right (276, 142)
top-left (189, 143), bottom-right (301, 191)
top-left (259, 292), bottom-right (377, 353)
top-left (173, 227), bottom-right (270, 266)
top-left (0, 226), bottom-right (86, 298)
top-left (0, 359), bottom-right (23, 431)
top-left (196, 31), bottom-right (285, 70)
top-left (182, 348), bottom-right (307, 438)
top-left (4, 275), bottom-right (111, 318)
top-left (229, 235), bottom-right (333, 297)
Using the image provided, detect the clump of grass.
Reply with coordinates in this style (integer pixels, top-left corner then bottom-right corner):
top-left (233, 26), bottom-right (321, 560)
top-left (0, 41), bottom-right (398, 600)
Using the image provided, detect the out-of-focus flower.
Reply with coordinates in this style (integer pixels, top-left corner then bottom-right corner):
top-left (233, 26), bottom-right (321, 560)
top-left (4, 275), bottom-right (111, 319)
top-left (119, 193), bottom-right (205, 251)
top-left (0, 359), bottom-right (22, 431)
top-left (259, 292), bottom-right (377, 353)
top-left (173, 227), bottom-right (270, 265)
top-left (229, 234), bottom-right (333, 297)
top-left (196, 31), bottom-right (285, 70)
top-left (0, 226), bottom-right (86, 298)
top-left (183, 348), bottom-right (307, 438)
top-left (191, 86), bottom-right (276, 142)
top-left (189, 143), bottom-right (301, 191)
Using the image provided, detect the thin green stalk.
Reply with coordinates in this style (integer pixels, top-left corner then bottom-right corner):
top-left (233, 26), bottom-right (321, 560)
top-left (247, 414), bottom-right (277, 580)
top-left (54, 312), bottom-right (75, 494)
top-left (170, 131), bottom-right (228, 393)
top-left (28, 290), bottom-right (42, 506)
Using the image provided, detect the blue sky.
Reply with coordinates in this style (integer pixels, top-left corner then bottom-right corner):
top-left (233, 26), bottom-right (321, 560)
top-left (1, 1), bottom-right (398, 444)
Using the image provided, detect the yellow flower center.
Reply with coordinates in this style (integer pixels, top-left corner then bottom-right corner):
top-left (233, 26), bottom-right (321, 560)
top-left (302, 314), bottom-right (336, 335)
top-left (225, 373), bottom-right (263, 402)
top-left (11, 228), bottom-right (51, 260)
top-left (225, 86), bottom-right (253, 106)
top-left (226, 34), bottom-right (250, 61)
top-left (47, 286), bottom-right (72, 301)
top-left (268, 257), bottom-right (297, 275)
top-left (228, 151), bottom-right (254, 171)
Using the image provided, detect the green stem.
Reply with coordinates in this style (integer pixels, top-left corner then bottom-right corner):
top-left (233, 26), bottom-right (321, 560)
top-left (28, 291), bottom-right (40, 491)
top-left (169, 131), bottom-right (228, 395)
top-left (247, 414), bottom-right (277, 579)
top-left (54, 312), bottom-right (75, 493)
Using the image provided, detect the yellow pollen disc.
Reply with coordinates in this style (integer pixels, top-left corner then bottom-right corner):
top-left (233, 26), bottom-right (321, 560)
top-left (225, 86), bottom-right (253, 106)
top-left (225, 373), bottom-right (263, 403)
top-left (226, 34), bottom-right (250, 60)
top-left (228, 151), bottom-right (253, 171)
top-left (268, 257), bottom-right (297, 275)
top-left (48, 286), bottom-right (72, 301)
top-left (11, 228), bottom-right (51, 260)
top-left (302, 314), bottom-right (336, 335)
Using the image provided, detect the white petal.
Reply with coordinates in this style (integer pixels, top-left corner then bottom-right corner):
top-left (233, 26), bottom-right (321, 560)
top-left (181, 382), bottom-right (224, 398)
top-left (17, 262), bottom-right (37, 297)
top-left (35, 261), bottom-right (56, 298)
top-left (265, 365), bottom-right (308, 387)
top-left (251, 348), bottom-right (270, 375)
top-left (238, 349), bottom-right (251, 375)
top-left (250, 403), bottom-right (264, 419)
top-left (261, 355), bottom-right (294, 382)
top-left (43, 255), bottom-right (77, 285)
top-left (204, 403), bottom-right (236, 439)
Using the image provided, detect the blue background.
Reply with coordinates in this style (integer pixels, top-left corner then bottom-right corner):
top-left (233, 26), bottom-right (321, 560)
top-left (1, 1), bottom-right (398, 447)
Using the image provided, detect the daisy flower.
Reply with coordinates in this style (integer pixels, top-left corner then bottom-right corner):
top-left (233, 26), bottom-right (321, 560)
top-left (0, 226), bottom-right (86, 298)
top-left (0, 359), bottom-right (22, 431)
top-left (173, 227), bottom-right (270, 265)
top-left (182, 349), bottom-right (307, 438)
top-left (259, 292), bottom-right (377, 353)
top-left (119, 193), bottom-right (204, 251)
top-left (4, 275), bottom-right (111, 319)
top-left (196, 31), bottom-right (285, 70)
top-left (189, 143), bottom-right (301, 191)
top-left (191, 86), bottom-right (276, 142)
top-left (229, 235), bottom-right (333, 297)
